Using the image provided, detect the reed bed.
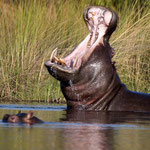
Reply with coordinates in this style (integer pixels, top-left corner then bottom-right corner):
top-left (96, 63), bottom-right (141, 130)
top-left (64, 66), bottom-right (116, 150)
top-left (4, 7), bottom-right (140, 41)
top-left (0, 0), bottom-right (150, 102)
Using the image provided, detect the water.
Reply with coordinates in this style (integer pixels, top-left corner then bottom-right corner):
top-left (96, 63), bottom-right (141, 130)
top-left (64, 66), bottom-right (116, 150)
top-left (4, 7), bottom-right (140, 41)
top-left (0, 103), bottom-right (150, 150)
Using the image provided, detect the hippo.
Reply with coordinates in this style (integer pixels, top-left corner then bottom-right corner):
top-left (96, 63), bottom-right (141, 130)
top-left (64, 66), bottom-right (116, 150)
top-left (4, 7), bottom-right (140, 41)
top-left (45, 6), bottom-right (150, 112)
top-left (2, 111), bottom-right (43, 124)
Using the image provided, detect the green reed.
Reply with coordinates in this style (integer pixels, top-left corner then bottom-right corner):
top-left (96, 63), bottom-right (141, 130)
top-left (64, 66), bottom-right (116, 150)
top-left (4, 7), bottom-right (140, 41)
top-left (0, 0), bottom-right (150, 102)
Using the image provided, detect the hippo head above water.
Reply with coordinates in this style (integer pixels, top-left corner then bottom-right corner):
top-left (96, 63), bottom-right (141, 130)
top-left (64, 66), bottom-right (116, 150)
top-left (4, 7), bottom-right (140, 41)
top-left (45, 6), bottom-right (150, 112)
top-left (2, 111), bottom-right (43, 124)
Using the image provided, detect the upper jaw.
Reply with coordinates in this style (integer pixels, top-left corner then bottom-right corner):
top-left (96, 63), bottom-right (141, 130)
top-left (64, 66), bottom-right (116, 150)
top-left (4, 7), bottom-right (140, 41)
top-left (83, 6), bottom-right (113, 33)
top-left (45, 6), bottom-right (118, 74)
top-left (83, 6), bottom-right (118, 42)
top-left (82, 6), bottom-right (115, 50)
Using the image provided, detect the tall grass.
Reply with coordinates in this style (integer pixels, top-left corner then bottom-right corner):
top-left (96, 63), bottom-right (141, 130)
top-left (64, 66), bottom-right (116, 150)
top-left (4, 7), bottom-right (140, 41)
top-left (112, 1), bottom-right (150, 93)
top-left (0, 0), bottom-right (150, 102)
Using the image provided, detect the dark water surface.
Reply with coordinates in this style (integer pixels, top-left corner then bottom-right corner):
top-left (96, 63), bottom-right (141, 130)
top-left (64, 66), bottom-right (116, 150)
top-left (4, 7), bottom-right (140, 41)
top-left (0, 103), bottom-right (150, 150)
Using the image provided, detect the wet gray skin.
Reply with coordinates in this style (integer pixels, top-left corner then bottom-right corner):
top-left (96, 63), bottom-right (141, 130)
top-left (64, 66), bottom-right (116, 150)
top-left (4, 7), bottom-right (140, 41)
top-left (45, 6), bottom-right (150, 111)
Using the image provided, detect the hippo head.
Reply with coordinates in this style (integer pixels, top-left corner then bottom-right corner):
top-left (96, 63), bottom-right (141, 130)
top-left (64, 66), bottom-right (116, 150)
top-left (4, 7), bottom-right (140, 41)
top-left (2, 114), bottom-right (20, 123)
top-left (83, 6), bottom-right (118, 42)
top-left (45, 6), bottom-right (120, 110)
top-left (2, 111), bottom-right (43, 124)
top-left (2, 111), bottom-right (34, 123)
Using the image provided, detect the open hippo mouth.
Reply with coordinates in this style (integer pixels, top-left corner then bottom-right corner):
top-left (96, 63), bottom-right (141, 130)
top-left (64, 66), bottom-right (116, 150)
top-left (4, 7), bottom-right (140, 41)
top-left (45, 6), bottom-right (117, 81)
top-left (45, 6), bottom-right (150, 111)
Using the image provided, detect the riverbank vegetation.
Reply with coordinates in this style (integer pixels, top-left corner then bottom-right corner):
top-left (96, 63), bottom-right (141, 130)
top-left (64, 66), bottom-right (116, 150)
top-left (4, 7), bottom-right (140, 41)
top-left (0, 0), bottom-right (150, 102)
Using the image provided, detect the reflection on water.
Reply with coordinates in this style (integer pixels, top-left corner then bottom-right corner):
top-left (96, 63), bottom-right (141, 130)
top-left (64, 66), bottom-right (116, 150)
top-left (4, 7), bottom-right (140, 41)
top-left (0, 104), bottom-right (150, 150)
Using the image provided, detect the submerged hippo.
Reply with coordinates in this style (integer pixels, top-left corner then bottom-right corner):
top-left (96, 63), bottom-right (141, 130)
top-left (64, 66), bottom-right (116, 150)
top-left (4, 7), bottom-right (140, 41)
top-left (45, 6), bottom-right (150, 112)
top-left (2, 111), bottom-right (43, 124)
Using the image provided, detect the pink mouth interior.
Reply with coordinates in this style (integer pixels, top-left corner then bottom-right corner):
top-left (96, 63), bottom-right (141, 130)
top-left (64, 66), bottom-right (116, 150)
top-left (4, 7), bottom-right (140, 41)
top-left (52, 7), bottom-right (112, 70)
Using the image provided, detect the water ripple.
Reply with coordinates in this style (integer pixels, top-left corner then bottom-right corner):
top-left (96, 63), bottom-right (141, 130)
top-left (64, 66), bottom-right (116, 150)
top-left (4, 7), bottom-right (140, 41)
top-left (0, 104), bottom-right (67, 111)
top-left (0, 121), bottom-right (149, 130)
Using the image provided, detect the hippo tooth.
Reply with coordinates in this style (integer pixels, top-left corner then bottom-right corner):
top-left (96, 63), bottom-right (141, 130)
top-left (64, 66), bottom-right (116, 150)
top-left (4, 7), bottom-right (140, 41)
top-left (73, 57), bottom-right (78, 68)
top-left (59, 58), bottom-right (66, 66)
top-left (87, 41), bottom-right (91, 47)
top-left (95, 32), bottom-right (99, 42)
top-left (54, 56), bottom-right (63, 65)
top-left (50, 48), bottom-right (66, 66)
top-left (50, 48), bottom-right (58, 62)
top-left (87, 33), bottom-right (92, 47)
top-left (53, 56), bottom-right (66, 66)
top-left (54, 56), bottom-right (59, 62)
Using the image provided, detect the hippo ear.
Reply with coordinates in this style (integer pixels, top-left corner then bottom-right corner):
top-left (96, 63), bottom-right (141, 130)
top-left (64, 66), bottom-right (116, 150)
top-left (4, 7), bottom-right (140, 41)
top-left (18, 110), bottom-right (21, 114)
top-left (27, 111), bottom-right (33, 119)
